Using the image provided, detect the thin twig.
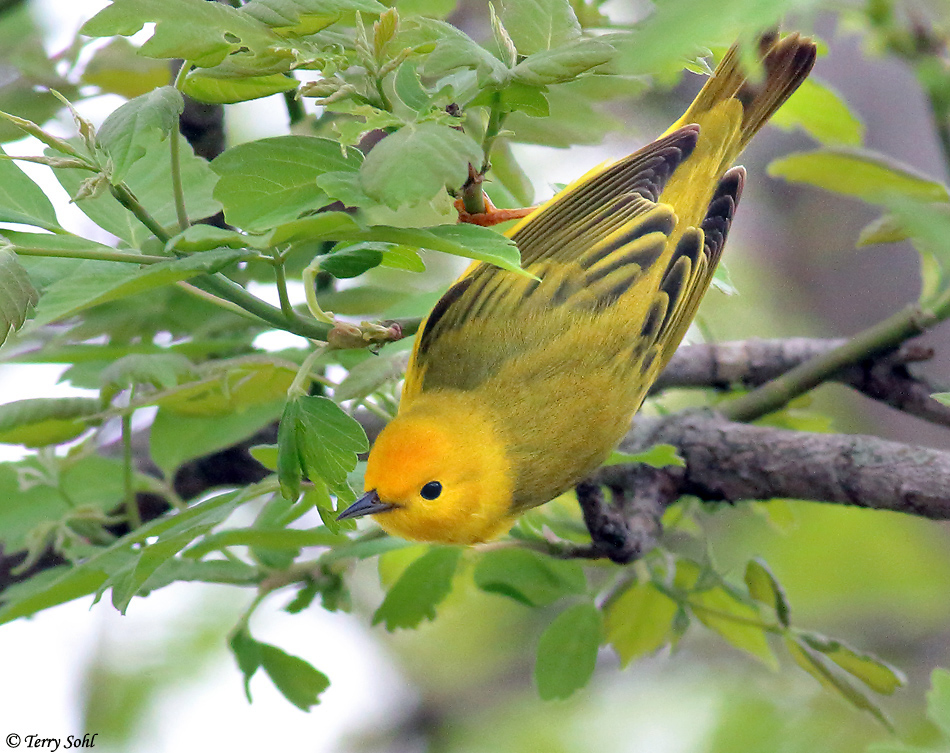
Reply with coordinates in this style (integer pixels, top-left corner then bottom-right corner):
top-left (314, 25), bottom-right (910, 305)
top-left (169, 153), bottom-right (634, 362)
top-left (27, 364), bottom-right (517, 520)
top-left (170, 62), bottom-right (193, 233)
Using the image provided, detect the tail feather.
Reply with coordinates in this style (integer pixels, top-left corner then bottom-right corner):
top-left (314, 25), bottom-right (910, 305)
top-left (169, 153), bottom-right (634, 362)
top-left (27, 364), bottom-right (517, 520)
top-left (736, 32), bottom-right (817, 149)
top-left (679, 32), bottom-right (817, 152)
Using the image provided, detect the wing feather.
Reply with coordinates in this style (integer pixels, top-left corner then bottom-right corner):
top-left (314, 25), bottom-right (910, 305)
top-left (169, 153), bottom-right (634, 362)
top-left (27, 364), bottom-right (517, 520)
top-left (404, 125), bottom-right (713, 400)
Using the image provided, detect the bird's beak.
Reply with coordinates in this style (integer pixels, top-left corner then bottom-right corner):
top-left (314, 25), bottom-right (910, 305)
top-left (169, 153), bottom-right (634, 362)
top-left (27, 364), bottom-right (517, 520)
top-left (337, 489), bottom-right (396, 520)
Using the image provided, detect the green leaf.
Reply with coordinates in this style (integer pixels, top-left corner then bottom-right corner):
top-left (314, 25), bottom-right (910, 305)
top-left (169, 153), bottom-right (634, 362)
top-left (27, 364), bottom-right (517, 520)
top-left (81, 0), bottom-right (278, 68)
top-left (259, 211), bottom-right (364, 247)
top-left (325, 102), bottom-right (405, 148)
top-left (277, 401), bottom-right (303, 499)
top-left (382, 245), bottom-right (426, 272)
top-left (1, 233), bottom-right (123, 292)
top-left (279, 395), bottom-right (369, 501)
top-left (314, 171), bottom-right (376, 208)
top-left (320, 243), bottom-right (384, 278)
top-left (166, 225), bottom-right (250, 254)
top-left (366, 223), bottom-right (526, 275)
top-left (259, 642), bottom-right (330, 711)
top-left (767, 148), bottom-right (950, 204)
top-left (799, 632), bottom-right (906, 695)
top-left (32, 248), bottom-right (249, 326)
top-left (396, 0), bottom-right (456, 18)
top-left (474, 548), bottom-right (586, 606)
top-left (81, 37), bottom-right (172, 99)
top-left (744, 558), bottom-right (790, 628)
top-left (534, 601), bottom-right (603, 700)
top-left (0, 397), bottom-right (100, 447)
top-left (0, 247), bottom-right (38, 346)
top-left (212, 136), bottom-right (362, 231)
top-left (604, 581), bottom-right (678, 667)
top-left (857, 213), bottom-right (907, 247)
top-left (182, 71), bottom-right (298, 104)
top-left (882, 197), bottom-right (950, 302)
top-left (617, 0), bottom-right (807, 75)
top-left (359, 122), bottom-right (482, 209)
top-left (250, 443), bottom-right (279, 471)
top-left (242, 0), bottom-right (385, 34)
top-left (309, 478), bottom-right (356, 535)
top-left (333, 351), bottom-right (408, 402)
top-left (769, 78), bottom-right (864, 146)
top-left (933, 393), bottom-right (950, 407)
top-left (691, 587), bottom-right (777, 669)
top-left (98, 87), bottom-right (184, 184)
top-left (489, 3), bottom-right (517, 68)
top-left (0, 454), bottom-right (128, 552)
top-left (0, 146), bottom-right (61, 230)
top-left (606, 443), bottom-right (685, 468)
top-left (0, 486), bottom-right (243, 623)
top-left (149, 399), bottom-right (285, 478)
top-left (113, 527), bottom-right (206, 613)
top-left (0, 563), bottom-right (115, 626)
top-left (420, 19), bottom-right (509, 83)
top-left (100, 352), bottom-right (197, 403)
top-left (152, 359), bottom-right (296, 416)
top-left (505, 77), bottom-right (621, 147)
top-left (230, 628), bottom-right (263, 702)
top-left (372, 546), bottom-right (461, 630)
top-left (54, 129), bottom-right (221, 245)
top-left (785, 636), bottom-right (893, 729)
top-left (927, 668), bottom-right (950, 738)
top-left (511, 38), bottom-right (614, 86)
top-left (497, 81), bottom-right (550, 117)
top-left (393, 60), bottom-right (434, 111)
top-left (499, 0), bottom-right (580, 55)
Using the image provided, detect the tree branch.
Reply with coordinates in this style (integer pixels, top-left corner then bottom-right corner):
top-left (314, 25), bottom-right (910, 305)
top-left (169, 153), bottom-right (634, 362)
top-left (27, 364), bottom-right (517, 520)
top-left (575, 410), bottom-right (950, 562)
top-left (656, 338), bottom-right (950, 429)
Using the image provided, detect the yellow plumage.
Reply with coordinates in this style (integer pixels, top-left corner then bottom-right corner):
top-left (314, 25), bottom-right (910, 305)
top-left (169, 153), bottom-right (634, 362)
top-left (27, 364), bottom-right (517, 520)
top-left (339, 33), bottom-right (817, 544)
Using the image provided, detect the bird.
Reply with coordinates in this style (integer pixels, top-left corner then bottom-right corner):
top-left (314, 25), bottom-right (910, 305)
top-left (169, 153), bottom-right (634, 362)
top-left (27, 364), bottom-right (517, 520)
top-left (338, 32), bottom-right (817, 545)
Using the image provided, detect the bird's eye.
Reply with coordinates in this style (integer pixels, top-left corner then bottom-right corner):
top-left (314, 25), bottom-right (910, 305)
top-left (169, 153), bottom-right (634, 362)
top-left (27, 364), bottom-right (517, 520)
top-left (420, 481), bottom-right (443, 500)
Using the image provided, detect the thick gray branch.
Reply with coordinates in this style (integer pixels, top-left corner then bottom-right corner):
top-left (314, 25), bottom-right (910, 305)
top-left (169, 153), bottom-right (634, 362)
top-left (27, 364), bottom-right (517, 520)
top-left (575, 411), bottom-right (950, 562)
top-left (655, 338), bottom-right (950, 428)
top-left (615, 410), bottom-right (950, 516)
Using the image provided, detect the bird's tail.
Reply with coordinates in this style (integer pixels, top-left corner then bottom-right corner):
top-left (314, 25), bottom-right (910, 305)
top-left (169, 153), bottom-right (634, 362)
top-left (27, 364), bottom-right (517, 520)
top-left (675, 31), bottom-right (817, 153)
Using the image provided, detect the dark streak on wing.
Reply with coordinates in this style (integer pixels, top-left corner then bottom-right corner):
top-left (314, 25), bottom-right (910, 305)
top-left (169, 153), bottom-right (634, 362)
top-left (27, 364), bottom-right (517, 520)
top-left (701, 166), bottom-right (745, 267)
top-left (640, 297), bottom-right (667, 340)
top-left (579, 215), bottom-right (673, 270)
top-left (512, 126), bottom-right (700, 266)
top-left (649, 166), bottom-right (746, 370)
top-left (417, 276), bottom-right (474, 356)
top-left (577, 235), bottom-right (668, 312)
top-left (658, 239), bottom-right (696, 330)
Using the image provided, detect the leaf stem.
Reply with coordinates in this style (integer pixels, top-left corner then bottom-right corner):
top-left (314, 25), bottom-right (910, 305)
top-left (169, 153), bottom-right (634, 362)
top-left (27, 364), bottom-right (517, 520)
top-left (192, 275), bottom-right (332, 339)
top-left (719, 299), bottom-right (950, 422)
top-left (122, 406), bottom-right (141, 530)
top-left (11, 245), bottom-right (169, 265)
top-left (459, 92), bottom-right (508, 215)
top-left (270, 248), bottom-right (296, 320)
top-left (110, 182), bottom-right (170, 241)
top-left (480, 90), bottom-right (507, 174)
top-left (170, 62), bottom-right (193, 233)
top-left (289, 346), bottom-right (327, 397)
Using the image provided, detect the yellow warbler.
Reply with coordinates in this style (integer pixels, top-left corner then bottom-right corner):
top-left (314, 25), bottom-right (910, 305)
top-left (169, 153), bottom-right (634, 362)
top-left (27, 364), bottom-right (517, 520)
top-left (339, 33), bottom-right (816, 544)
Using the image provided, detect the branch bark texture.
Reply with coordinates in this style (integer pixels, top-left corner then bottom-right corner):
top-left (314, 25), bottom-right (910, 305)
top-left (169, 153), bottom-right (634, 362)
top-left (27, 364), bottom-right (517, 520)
top-left (613, 411), bottom-right (950, 519)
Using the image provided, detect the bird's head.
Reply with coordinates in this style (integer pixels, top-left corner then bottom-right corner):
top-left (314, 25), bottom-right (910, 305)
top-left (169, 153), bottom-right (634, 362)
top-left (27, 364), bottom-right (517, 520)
top-left (338, 394), bottom-right (515, 544)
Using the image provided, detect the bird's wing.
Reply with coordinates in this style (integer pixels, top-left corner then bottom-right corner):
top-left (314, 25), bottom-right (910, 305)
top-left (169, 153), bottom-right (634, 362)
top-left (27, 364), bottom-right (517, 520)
top-left (402, 125), bottom-right (741, 400)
